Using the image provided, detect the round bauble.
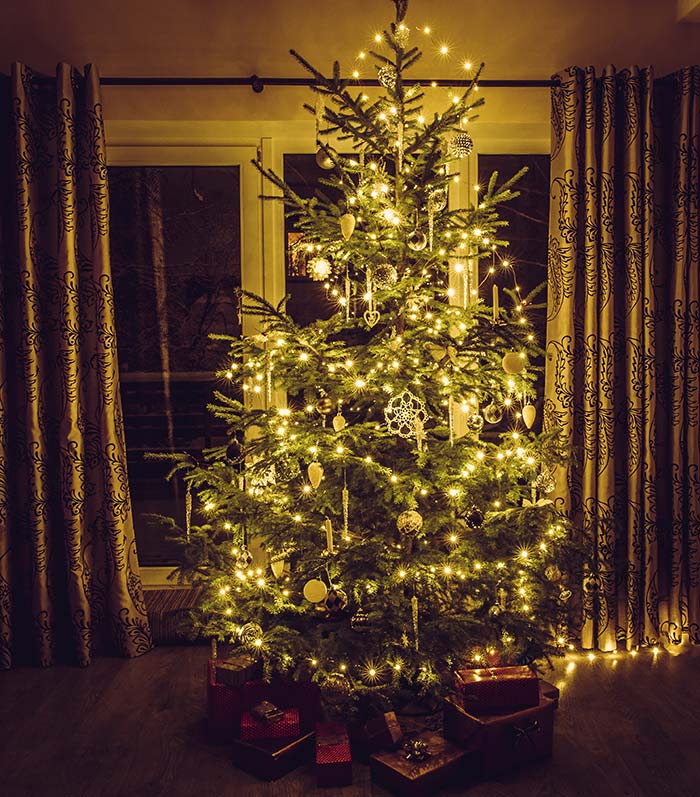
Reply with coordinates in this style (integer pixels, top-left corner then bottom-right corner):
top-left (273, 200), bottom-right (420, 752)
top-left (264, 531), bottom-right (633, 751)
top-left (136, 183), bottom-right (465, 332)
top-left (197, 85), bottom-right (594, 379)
top-left (545, 564), bottom-right (562, 582)
top-left (465, 412), bottom-right (485, 435)
top-left (397, 509), bottom-right (423, 535)
top-left (407, 229), bottom-right (428, 252)
top-left (316, 396), bottom-right (333, 415)
top-left (535, 470), bottom-right (556, 494)
top-left (377, 64), bottom-right (397, 91)
top-left (373, 263), bottom-right (398, 289)
top-left (465, 506), bottom-right (484, 529)
top-left (276, 455), bottom-right (300, 481)
top-left (309, 257), bottom-right (331, 280)
top-left (502, 351), bottom-right (526, 374)
top-left (350, 606), bottom-right (371, 632)
top-left (322, 672), bottom-right (352, 705)
top-left (239, 622), bottom-right (263, 648)
top-left (308, 461), bottom-right (324, 489)
top-left (428, 187), bottom-right (448, 212)
top-left (303, 578), bottom-right (328, 603)
top-left (522, 403), bottom-right (536, 429)
top-left (324, 587), bottom-right (348, 614)
top-left (235, 546), bottom-right (254, 570)
top-left (315, 147), bottom-right (334, 169)
top-left (483, 402), bottom-right (504, 425)
top-left (448, 131), bottom-right (474, 159)
top-left (226, 438), bottom-right (243, 462)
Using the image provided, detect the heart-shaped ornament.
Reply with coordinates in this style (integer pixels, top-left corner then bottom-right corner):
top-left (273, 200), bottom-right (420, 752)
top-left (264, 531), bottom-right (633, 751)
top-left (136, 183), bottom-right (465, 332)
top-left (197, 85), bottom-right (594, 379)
top-left (340, 213), bottom-right (356, 241)
top-left (332, 414), bottom-right (347, 432)
top-left (364, 309), bottom-right (380, 328)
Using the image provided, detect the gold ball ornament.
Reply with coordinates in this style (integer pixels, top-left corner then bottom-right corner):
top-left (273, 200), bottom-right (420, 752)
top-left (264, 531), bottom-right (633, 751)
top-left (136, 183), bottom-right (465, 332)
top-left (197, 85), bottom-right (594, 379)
top-left (407, 229), bottom-right (428, 251)
top-left (502, 352), bottom-right (526, 374)
top-left (315, 147), bottom-right (334, 169)
top-left (303, 578), bottom-right (328, 603)
top-left (240, 622), bottom-right (264, 648)
top-left (483, 403), bottom-right (504, 425)
top-left (316, 396), bottom-right (333, 415)
top-left (397, 509), bottom-right (423, 535)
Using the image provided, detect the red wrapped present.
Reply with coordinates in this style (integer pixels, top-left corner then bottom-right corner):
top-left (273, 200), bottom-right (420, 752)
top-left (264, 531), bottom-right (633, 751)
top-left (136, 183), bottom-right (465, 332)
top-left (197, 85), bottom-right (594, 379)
top-left (362, 711), bottom-right (403, 753)
top-left (370, 732), bottom-right (468, 797)
top-left (232, 731), bottom-right (315, 781)
top-left (316, 722), bottom-right (352, 787)
top-left (206, 659), bottom-right (242, 743)
top-left (454, 665), bottom-right (539, 713)
top-left (215, 652), bottom-right (263, 688)
top-left (241, 678), bottom-right (321, 732)
top-left (540, 679), bottom-right (560, 709)
top-left (241, 706), bottom-right (300, 740)
top-left (443, 694), bottom-right (555, 778)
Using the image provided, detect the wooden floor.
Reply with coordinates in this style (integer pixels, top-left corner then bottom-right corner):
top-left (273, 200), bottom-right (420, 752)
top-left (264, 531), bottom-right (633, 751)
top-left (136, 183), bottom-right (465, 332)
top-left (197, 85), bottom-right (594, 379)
top-left (1, 645), bottom-right (699, 797)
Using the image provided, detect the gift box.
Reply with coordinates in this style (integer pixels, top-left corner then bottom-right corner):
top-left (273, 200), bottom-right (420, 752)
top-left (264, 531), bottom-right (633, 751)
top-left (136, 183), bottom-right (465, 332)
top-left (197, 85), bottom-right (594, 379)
top-left (316, 722), bottom-right (352, 787)
top-left (455, 665), bottom-right (539, 713)
top-left (370, 732), bottom-right (468, 797)
top-left (540, 679), bottom-right (560, 709)
top-left (362, 711), bottom-right (403, 753)
top-left (231, 731), bottom-right (316, 781)
top-left (241, 706), bottom-right (300, 740)
top-left (215, 652), bottom-right (263, 688)
top-left (207, 659), bottom-right (242, 742)
top-left (240, 679), bottom-right (321, 732)
top-left (443, 694), bottom-right (555, 778)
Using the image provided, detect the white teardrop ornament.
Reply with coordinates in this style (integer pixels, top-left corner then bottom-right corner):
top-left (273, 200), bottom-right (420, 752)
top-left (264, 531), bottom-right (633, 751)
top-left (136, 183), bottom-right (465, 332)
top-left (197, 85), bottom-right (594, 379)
top-left (340, 213), bottom-right (356, 241)
top-left (308, 461), bottom-right (324, 489)
top-left (332, 413), bottom-right (347, 432)
top-left (522, 404), bottom-right (536, 429)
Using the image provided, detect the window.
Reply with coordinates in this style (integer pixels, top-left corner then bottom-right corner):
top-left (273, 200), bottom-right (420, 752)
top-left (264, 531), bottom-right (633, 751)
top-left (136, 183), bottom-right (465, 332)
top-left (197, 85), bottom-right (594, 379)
top-left (109, 165), bottom-right (242, 565)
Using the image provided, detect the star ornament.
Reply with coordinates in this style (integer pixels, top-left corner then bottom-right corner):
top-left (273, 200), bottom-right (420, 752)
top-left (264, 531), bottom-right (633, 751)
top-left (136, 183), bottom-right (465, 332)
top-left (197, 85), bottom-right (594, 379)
top-left (385, 389), bottom-right (428, 439)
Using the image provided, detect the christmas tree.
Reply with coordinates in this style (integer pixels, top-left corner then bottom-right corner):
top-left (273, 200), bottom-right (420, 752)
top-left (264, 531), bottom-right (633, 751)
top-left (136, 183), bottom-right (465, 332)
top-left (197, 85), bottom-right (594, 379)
top-left (160, 0), bottom-right (582, 708)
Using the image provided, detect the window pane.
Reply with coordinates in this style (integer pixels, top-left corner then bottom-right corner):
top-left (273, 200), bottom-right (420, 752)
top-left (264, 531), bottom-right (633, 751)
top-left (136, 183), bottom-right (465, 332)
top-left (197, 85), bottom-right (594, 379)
top-left (109, 166), bottom-right (242, 565)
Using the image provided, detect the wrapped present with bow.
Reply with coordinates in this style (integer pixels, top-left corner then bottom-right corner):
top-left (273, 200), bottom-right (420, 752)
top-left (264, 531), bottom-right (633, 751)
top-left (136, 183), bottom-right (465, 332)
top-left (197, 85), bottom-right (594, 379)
top-left (369, 732), bottom-right (472, 797)
top-left (232, 731), bottom-right (316, 781)
top-left (454, 665), bottom-right (540, 713)
top-left (240, 704), bottom-right (300, 741)
top-left (206, 658), bottom-right (243, 743)
top-left (443, 693), bottom-right (555, 778)
top-left (214, 651), bottom-right (263, 688)
top-left (316, 722), bottom-right (352, 787)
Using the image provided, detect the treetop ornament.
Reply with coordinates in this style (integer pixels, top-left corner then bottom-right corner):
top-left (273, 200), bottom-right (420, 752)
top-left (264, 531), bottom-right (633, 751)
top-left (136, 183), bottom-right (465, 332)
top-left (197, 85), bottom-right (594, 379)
top-left (161, 0), bottom-right (584, 711)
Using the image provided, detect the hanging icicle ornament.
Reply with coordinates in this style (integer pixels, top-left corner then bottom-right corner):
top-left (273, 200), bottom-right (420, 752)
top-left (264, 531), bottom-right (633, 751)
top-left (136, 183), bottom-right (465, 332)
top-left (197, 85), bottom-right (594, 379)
top-left (411, 594), bottom-right (419, 651)
top-left (340, 213), bottom-right (356, 241)
top-left (324, 517), bottom-right (335, 554)
top-left (308, 461), bottom-right (324, 489)
top-left (342, 471), bottom-right (349, 536)
top-left (377, 64), bottom-right (397, 91)
top-left (385, 389), bottom-right (429, 444)
top-left (448, 131), bottom-right (474, 159)
top-left (448, 396), bottom-right (455, 446)
top-left (344, 264), bottom-right (351, 321)
top-left (185, 483), bottom-right (192, 543)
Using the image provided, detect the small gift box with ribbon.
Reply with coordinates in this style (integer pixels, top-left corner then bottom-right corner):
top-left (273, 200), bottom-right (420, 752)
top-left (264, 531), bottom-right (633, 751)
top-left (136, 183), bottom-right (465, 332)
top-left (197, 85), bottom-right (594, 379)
top-left (240, 705), bottom-right (300, 741)
top-left (454, 665), bottom-right (540, 714)
top-left (215, 651), bottom-right (263, 689)
top-left (361, 711), bottom-right (404, 753)
top-left (232, 731), bottom-right (316, 781)
top-left (316, 722), bottom-right (352, 787)
top-left (443, 693), bottom-right (555, 778)
top-left (369, 732), bottom-right (469, 796)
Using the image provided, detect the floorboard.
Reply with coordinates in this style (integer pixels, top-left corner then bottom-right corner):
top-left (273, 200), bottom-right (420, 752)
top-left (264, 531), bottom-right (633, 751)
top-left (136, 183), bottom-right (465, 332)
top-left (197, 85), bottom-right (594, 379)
top-left (1, 645), bottom-right (699, 796)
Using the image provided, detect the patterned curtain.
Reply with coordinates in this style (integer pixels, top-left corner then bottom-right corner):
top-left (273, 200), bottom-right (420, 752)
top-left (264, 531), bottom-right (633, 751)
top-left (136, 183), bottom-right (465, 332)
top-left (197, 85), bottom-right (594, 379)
top-left (546, 65), bottom-right (700, 651)
top-left (0, 63), bottom-right (152, 667)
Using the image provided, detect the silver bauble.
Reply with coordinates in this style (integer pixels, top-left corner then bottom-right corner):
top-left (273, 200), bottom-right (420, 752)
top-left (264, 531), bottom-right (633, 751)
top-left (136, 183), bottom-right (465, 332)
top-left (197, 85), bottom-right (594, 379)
top-left (545, 564), bottom-right (562, 582)
top-left (449, 131), bottom-right (474, 159)
top-left (315, 147), bottom-right (334, 169)
top-left (239, 622), bottom-right (263, 648)
top-left (407, 229), bottom-right (428, 251)
top-left (397, 509), bottom-right (423, 535)
top-left (483, 403), bottom-right (504, 425)
top-left (535, 470), bottom-right (557, 494)
top-left (235, 546), bottom-right (254, 570)
top-left (374, 263), bottom-right (398, 289)
top-left (428, 187), bottom-right (448, 212)
top-left (322, 672), bottom-right (352, 705)
top-left (324, 587), bottom-right (348, 613)
top-left (377, 64), bottom-right (397, 91)
top-left (465, 412), bottom-right (485, 435)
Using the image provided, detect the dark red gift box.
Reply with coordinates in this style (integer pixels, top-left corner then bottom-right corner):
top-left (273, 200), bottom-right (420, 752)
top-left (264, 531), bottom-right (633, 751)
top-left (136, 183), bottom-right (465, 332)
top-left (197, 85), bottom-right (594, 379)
top-left (231, 731), bottom-right (316, 781)
top-left (207, 659), bottom-right (242, 742)
top-left (443, 693), bottom-right (555, 778)
top-left (370, 732), bottom-right (468, 797)
top-left (362, 711), bottom-right (403, 753)
top-left (240, 678), bottom-right (321, 732)
top-left (241, 707), bottom-right (300, 741)
top-left (454, 665), bottom-right (540, 713)
top-left (540, 679), bottom-right (560, 709)
top-left (316, 722), bottom-right (352, 787)
top-left (215, 652), bottom-right (263, 688)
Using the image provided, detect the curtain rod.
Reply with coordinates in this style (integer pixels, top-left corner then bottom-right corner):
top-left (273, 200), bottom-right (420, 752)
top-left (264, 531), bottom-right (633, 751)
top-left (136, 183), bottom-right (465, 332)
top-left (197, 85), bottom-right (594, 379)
top-left (97, 75), bottom-right (556, 91)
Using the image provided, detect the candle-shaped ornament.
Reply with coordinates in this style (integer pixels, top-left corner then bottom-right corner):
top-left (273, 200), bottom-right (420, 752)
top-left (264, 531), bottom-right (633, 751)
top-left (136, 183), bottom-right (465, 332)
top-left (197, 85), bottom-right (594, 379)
top-left (492, 284), bottom-right (499, 323)
top-left (324, 517), bottom-right (334, 554)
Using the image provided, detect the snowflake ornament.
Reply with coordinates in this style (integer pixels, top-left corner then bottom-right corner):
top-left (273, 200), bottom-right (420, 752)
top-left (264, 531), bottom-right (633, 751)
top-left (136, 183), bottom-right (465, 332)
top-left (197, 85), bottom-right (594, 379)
top-left (385, 389), bottom-right (428, 441)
